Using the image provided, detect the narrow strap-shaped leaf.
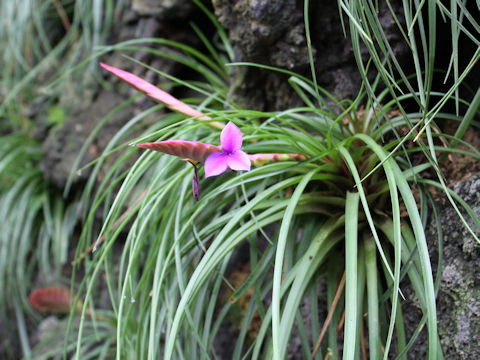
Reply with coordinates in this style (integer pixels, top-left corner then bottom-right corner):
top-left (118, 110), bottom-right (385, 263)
top-left (251, 218), bottom-right (345, 360)
top-left (365, 236), bottom-right (381, 360)
top-left (272, 170), bottom-right (316, 360)
top-left (343, 191), bottom-right (359, 360)
top-left (337, 145), bottom-right (395, 283)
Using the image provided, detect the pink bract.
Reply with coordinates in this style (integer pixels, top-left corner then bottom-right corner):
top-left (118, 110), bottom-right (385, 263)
top-left (100, 63), bottom-right (211, 121)
top-left (137, 140), bottom-right (221, 163)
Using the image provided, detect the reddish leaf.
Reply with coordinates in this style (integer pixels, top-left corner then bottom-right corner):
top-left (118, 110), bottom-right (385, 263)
top-left (137, 140), bottom-right (221, 163)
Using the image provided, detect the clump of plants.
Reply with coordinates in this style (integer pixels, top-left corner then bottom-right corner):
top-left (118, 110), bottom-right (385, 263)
top-left (67, 53), bottom-right (480, 359)
top-left (0, 1), bottom-right (123, 358)
top-left (0, 133), bottom-right (81, 358)
top-left (65, 1), bottom-right (480, 359)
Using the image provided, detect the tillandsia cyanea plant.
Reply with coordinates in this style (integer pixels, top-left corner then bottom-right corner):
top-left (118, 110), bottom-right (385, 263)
top-left (70, 8), bottom-right (480, 358)
top-left (71, 59), bottom-right (480, 360)
top-left (101, 62), bottom-right (307, 199)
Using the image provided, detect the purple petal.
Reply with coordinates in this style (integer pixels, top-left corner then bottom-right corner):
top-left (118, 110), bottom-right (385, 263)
top-left (220, 121), bottom-right (243, 154)
top-left (204, 152), bottom-right (229, 177)
top-left (226, 150), bottom-right (251, 171)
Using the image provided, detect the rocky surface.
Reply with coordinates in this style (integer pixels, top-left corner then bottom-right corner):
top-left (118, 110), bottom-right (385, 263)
top-left (434, 176), bottom-right (480, 359)
top-left (211, 0), bottom-right (407, 111)
top-left (40, 90), bottom-right (134, 188)
top-left (403, 175), bottom-right (480, 359)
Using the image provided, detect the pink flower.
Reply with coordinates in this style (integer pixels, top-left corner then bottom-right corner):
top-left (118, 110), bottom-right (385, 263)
top-left (204, 122), bottom-right (251, 177)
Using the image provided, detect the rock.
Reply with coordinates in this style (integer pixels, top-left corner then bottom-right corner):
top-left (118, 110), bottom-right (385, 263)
top-left (433, 176), bottom-right (480, 359)
top-left (400, 176), bottom-right (480, 359)
top-left (40, 90), bottom-right (134, 189)
top-left (212, 0), bottom-right (408, 111)
top-left (213, 0), bottom-right (306, 110)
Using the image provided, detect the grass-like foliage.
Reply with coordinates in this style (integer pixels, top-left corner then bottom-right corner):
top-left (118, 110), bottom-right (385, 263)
top-left (67, 2), bottom-right (480, 357)
top-left (2, 0), bottom-right (474, 358)
top-left (0, 133), bottom-right (80, 357)
top-left (0, 1), bottom-right (119, 358)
